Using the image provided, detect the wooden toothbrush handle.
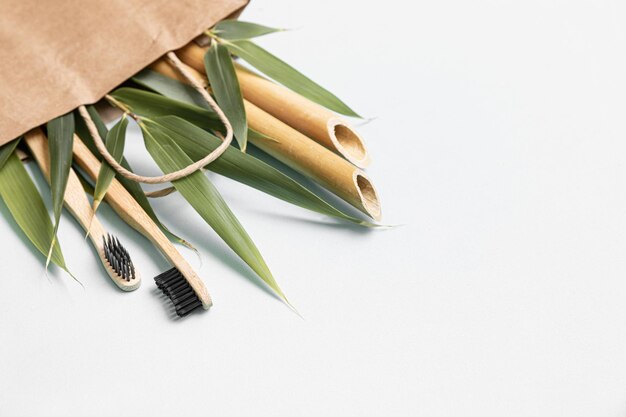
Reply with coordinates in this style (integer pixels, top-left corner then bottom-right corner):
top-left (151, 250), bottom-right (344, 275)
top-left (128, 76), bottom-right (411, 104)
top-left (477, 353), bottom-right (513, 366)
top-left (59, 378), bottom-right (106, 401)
top-left (24, 129), bottom-right (107, 243)
top-left (24, 129), bottom-right (141, 291)
top-left (71, 135), bottom-right (212, 308)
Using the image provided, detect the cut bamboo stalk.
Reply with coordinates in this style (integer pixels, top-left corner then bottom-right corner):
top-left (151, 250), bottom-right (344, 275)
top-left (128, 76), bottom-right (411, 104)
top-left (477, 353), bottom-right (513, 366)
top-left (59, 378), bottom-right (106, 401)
top-left (244, 102), bottom-right (381, 220)
top-left (176, 42), bottom-right (371, 168)
top-left (149, 59), bottom-right (381, 220)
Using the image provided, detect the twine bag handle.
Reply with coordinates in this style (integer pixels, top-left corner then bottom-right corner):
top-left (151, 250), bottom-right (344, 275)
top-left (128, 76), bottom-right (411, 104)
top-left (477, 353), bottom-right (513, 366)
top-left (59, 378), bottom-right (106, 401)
top-left (78, 51), bottom-right (233, 184)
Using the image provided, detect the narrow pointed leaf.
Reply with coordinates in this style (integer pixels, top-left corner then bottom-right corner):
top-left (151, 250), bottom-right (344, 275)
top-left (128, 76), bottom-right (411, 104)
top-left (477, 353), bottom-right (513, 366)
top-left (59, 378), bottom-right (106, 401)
top-left (46, 112), bottom-right (74, 265)
top-left (224, 39), bottom-right (360, 117)
top-left (133, 70), bottom-right (209, 109)
top-left (0, 138), bottom-right (21, 169)
top-left (154, 116), bottom-right (376, 226)
top-left (204, 42), bottom-right (248, 150)
top-left (141, 119), bottom-right (289, 302)
top-left (110, 88), bottom-right (223, 131)
top-left (248, 127), bottom-right (279, 143)
top-left (213, 20), bottom-right (284, 40)
top-left (0, 152), bottom-right (68, 271)
top-left (92, 115), bottom-right (128, 213)
top-left (74, 106), bottom-right (197, 250)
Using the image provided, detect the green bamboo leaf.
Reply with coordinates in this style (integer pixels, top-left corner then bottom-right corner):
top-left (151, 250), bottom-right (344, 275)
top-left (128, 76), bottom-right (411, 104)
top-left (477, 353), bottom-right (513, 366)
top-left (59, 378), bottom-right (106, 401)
top-left (0, 151), bottom-right (68, 272)
top-left (141, 118), bottom-right (289, 303)
top-left (224, 39), bottom-right (360, 117)
top-left (92, 115), bottom-right (128, 213)
top-left (110, 88), bottom-right (223, 132)
top-left (204, 42), bottom-right (248, 151)
top-left (46, 112), bottom-right (74, 266)
top-left (74, 106), bottom-right (197, 251)
top-left (154, 116), bottom-right (376, 227)
top-left (133, 70), bottom-right (262, 142)
top-left (133, 70), bottom-right (209, 109)
top-left (248, 127), bottom-right (279, 143)
top-left (213, 20), bottom-right (284, 40)
top-left (0, 138), bottom-right (20, 169)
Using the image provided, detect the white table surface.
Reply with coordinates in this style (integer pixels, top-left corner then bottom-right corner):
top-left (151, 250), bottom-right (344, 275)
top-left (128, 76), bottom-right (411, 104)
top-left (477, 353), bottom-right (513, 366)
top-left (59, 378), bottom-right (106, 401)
top-left (2, 0), bottom-right (626, 415)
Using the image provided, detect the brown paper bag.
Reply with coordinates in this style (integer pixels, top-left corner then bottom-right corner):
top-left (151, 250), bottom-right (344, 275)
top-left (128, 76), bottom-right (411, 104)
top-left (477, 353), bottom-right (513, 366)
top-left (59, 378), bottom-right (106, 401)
top-left (0, 0), bottom-right (249, 145)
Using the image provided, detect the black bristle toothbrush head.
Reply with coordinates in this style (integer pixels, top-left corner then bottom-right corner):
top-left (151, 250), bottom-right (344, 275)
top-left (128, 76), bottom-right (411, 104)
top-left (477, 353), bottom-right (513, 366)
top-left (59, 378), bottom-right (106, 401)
top-left (102, 234), bottom-right (136, 282)
top-left (154, 267), bottom-right (203, 317)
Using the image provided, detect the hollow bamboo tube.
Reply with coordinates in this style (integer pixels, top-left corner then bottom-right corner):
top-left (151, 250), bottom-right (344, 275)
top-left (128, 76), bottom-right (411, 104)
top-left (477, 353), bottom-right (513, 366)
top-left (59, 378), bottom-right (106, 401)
top-left (245, 103), bottom-right (381, 220)
top-left (149, 59), bottom-right (381, 220)
top-left (176, 42), bottom-right (371, 168)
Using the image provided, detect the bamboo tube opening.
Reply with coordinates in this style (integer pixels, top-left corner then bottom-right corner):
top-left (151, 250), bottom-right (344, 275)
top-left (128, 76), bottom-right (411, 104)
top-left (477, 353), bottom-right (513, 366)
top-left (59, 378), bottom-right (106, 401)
top-left (330, 120), bottom-right (369, 166)
top-left (354, 172), bottom-right (381, 220)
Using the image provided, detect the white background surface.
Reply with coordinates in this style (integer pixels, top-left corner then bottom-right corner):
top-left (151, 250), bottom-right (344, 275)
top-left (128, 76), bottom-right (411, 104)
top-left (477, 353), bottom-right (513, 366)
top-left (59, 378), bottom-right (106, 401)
top-left (1, 0), bottom-right (626, 415)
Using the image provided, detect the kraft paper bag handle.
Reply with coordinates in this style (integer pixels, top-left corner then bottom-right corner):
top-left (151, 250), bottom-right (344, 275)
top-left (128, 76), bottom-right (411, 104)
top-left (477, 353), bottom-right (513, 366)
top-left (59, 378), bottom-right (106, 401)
top-left (78, 52), bottom-right (233, 184)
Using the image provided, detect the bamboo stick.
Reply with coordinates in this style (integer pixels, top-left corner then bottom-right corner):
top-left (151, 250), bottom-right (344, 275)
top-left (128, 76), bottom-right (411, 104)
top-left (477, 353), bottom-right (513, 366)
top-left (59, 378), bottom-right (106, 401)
top-left (176, 42), bottom-right (371, 168)
top-left (149, 59), bottom-right (381, 220)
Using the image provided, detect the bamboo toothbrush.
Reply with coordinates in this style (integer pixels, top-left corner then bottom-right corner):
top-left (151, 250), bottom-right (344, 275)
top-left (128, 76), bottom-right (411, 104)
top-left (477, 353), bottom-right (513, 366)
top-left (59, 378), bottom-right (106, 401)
top-left (70, 134), bottom-right (212, 316)
top-left (24, 129), bottom-right (140, 290)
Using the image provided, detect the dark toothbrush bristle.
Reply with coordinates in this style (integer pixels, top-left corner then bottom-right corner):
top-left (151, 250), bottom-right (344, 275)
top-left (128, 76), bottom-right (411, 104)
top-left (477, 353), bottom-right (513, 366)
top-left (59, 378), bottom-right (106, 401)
top-left (102, 234), bottom-right (135, 282)
top-left (164, 280), bottom-right (187, 294)
top-left (171, 289), bottom-right (194, 303)
top-left (171, 288), bottom-right (195, 302)
top-left (178, 300), bottom-right (202, 316)
top-left (175, 294), bottom-right (198, 308)
top-left (155, 269), bottom-right (178, 285)
top-left (177, 293), bottom-right (200, 308)
top-left (153, 267), bottom-right (202, 317)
